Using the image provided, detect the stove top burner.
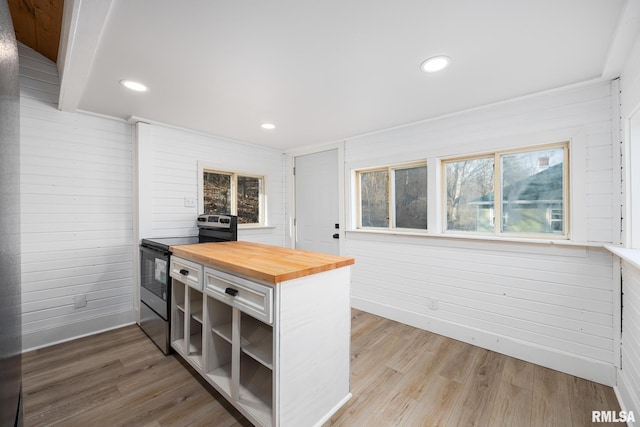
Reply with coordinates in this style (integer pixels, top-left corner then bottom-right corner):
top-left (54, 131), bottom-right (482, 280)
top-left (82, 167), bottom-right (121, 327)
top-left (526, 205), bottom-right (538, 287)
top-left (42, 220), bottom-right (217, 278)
top-left (140, 236), bottom-right (200, 252)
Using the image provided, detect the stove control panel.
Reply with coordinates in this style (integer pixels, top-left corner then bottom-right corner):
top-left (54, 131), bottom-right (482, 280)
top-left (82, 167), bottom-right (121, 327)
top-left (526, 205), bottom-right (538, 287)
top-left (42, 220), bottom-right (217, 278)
top-left (197, 214), bottom-right (235, 228)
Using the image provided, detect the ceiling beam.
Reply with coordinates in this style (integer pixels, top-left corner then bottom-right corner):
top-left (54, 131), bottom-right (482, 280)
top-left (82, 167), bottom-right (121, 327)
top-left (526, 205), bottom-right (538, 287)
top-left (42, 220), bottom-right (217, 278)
top-left (57, 0), bottom-right (113, 112)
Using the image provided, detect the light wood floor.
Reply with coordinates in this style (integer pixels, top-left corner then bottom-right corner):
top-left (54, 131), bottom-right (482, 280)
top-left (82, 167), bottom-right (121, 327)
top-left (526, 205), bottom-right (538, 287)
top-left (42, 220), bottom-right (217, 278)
top-left (23, 309), bottom-right (623, 427)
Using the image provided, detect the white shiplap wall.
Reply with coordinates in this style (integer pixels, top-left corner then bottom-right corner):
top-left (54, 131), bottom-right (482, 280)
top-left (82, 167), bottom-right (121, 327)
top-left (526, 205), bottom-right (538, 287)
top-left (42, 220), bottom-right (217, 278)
top-left (343, 81), bottom-right (619, 385)
top-left (137, 123), bottom-right (285, 245)
top-left (19, 44), bottom-right (136, 351)
top-left (617, 33), bottom-right (640, 425)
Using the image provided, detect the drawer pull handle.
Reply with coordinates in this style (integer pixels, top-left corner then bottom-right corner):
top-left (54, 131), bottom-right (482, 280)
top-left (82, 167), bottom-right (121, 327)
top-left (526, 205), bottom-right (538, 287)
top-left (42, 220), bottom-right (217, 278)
top-left (179, 269), bottom-right (189, 276)
top-left (225, 287), bottom-right (239, 297)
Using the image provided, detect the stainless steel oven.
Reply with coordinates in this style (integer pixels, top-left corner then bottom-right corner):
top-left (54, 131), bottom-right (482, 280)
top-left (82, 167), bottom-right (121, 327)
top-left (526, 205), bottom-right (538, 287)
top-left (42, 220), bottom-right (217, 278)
top-left (139, 236), bottom-right (198, 354)
top-left (139, 215), bottom-right (237, 354)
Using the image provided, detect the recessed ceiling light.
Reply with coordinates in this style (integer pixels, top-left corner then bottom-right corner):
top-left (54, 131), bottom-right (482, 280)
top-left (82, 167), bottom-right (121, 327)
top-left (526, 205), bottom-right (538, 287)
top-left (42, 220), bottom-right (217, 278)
top-left (120, 79), bottom-right (148, 92)
top-left (420, 56), bottom-right (450, 73)
top-left (261, 123), bottom-right (276, 130)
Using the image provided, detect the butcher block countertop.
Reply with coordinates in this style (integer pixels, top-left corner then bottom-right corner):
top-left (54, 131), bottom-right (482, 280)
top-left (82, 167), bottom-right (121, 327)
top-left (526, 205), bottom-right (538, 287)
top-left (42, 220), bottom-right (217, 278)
top-left (170, 241), bottom-right (355, 284)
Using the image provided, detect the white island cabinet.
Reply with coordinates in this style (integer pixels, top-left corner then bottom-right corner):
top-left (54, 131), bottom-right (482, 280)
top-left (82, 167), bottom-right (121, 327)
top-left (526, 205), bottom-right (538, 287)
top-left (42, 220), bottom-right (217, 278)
top-left (169, 242), bottom-right (354, 427)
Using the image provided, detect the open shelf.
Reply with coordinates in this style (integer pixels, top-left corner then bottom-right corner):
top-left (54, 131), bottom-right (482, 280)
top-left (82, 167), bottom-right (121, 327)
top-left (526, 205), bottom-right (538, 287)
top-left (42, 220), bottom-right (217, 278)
top-left (187, 286), bottom-right (204, 369)
top-left (242, 340), bottom-right (272, 370)
top-left (171, 280), bottom-right (186, 349)
top-left (206, 329), bottom-right (233, 398)
top-left (172, 338), bottom-right (186, 354)
top-left (239, 353), bottom-right (273, 426)
top-left (207, 363), bottom-right (233, 398)
top-left (190, 298), bottom-right (203, 323)
top-left (173, 334), bottom-right (202, 369)
top-left (188, 323), bottom-right (202, 354)
top-left (206, 293), bottom-right (233, 393)
top-left (173, 280), bottom-right (185, 306)
top-left (208, 296), bottom-right (233, 342)
top-left (241, 313), bottom-right (273, 369)
top-left (212, 323), bottom-right (233, 343)
top-left (188, 332), bottom-right (202, 353)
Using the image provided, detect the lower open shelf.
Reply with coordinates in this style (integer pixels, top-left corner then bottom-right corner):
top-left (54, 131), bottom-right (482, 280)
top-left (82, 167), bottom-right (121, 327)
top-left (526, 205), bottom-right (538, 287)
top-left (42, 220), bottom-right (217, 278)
top-left (204, 357), bottom-right (273, 426)
top-left (239, 383), bottom-right (273, 427)
top-left (172, 338), bottom-right (186, 354)
top-left (172, 336), bottom-right (203, 366)
top-left (206, 363), bottom-right (232, 398)
top-left (239, 354), bottom-right (273, 426)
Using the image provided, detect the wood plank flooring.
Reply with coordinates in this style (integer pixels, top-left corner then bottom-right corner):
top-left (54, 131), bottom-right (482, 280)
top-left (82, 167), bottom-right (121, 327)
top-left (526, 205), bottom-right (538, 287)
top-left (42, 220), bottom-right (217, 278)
top-left (23, 309), bottom-right (624, 427)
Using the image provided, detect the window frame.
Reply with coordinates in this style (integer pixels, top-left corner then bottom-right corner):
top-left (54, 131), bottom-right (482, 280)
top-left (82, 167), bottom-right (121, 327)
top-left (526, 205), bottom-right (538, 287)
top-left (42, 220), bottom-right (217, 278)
top-left (355, 161), bottom-right (428, 232)
top-left (200, 167), bottom-right (266, 227)
top-left (441, 142), bottom-right (569, 239)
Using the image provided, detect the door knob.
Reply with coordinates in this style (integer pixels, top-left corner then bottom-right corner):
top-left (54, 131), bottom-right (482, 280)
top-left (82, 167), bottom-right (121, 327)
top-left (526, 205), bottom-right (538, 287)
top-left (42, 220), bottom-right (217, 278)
top-left (333, 233), bottom-right (339, 239)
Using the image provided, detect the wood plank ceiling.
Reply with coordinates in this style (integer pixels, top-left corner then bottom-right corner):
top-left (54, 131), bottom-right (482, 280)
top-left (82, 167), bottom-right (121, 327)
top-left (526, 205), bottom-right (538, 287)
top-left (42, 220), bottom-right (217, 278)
top-left (8, 0), bottom-right (63, 63)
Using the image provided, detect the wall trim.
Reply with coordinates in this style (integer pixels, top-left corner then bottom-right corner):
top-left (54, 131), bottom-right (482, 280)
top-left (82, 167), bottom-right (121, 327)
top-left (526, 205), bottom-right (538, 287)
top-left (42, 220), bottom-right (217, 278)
top-left (352, 296), bottom-right (617, 386)
top-left (615, 371), bottom-right (639, 427)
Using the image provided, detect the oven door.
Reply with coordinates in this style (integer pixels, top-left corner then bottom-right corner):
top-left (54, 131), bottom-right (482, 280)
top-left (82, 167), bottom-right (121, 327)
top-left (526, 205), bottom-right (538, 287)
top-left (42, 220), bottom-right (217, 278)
top-left (140, 245), bottom-right (169, 320)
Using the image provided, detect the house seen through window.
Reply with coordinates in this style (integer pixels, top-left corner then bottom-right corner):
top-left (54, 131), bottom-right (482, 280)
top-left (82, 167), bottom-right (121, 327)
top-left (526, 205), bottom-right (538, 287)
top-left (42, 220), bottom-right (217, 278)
top-left (444, 143), bottom-right (568, 237)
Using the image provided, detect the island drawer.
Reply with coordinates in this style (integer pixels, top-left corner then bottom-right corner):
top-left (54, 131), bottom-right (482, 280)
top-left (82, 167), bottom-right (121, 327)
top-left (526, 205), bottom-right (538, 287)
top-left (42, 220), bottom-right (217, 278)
top-left (204, 267), bottom-right (273, 324)
top-left (170, 256), bottom-right (203, 290)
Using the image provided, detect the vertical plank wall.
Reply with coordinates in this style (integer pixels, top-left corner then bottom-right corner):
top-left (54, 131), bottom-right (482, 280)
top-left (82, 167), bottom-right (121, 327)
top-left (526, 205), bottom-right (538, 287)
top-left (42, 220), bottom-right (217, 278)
top-left (18, 44), bottom-right (136, 350)
top-left (136, 123), bottom-right (285, 245)
top-left (343, 81), bottom-right (619, 385)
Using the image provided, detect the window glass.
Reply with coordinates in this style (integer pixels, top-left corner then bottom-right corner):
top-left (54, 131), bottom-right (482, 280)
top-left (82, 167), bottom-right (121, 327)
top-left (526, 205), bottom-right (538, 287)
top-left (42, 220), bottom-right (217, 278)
top-left (360, 170), bottom-right (389, 228)
top-left (201, 169), bottom-right (264, 225)
top-left (501, 147), bottom-right (565, 234)
top-left (445, 157), bottom-right (494, 232)
top-left (203, 171), bottom-right (231, 215)
top-left (237, 175), bottom-right (262, 224)
top-left (357, 163), bottom-right (427, 231)
top-left (394, 166), bottom-right (427, 229)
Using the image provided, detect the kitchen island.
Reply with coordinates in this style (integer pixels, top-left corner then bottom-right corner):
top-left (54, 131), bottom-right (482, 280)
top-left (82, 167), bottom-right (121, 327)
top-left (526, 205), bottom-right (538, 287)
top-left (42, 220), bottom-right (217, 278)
top-left (168, 241), bottom-right (354, 427)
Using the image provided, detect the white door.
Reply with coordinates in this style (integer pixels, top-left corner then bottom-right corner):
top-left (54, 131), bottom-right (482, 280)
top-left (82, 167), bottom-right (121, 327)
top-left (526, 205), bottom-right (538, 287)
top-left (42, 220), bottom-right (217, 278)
top-left (295, 149), bottom-right (340, 255)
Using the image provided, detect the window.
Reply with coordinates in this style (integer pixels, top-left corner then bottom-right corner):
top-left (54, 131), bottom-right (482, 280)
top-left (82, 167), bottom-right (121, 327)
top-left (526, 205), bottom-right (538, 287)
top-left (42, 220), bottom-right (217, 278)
top-left (445, 156), bottom-right (494, 232)
top-left (444, 143), bottom-right (568, 237)
top-left (357, 163), bottom-right (427, 230)
top-left (202, 169), bottom-right (264, 225)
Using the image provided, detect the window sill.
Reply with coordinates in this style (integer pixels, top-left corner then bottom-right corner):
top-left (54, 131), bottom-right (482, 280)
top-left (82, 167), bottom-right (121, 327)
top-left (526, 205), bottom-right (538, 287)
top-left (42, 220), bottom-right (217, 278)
top-left (605, 245), bottom-right (640, 270)
top-left (346, 229), bottom-right (604, 247)
top-left (238, 225), bottom-right (276, 230)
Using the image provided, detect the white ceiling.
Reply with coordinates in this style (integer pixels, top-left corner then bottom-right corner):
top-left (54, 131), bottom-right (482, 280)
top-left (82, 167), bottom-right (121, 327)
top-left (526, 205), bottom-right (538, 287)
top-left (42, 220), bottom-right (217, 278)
top-left (58, 0), bottom-right (636, 151)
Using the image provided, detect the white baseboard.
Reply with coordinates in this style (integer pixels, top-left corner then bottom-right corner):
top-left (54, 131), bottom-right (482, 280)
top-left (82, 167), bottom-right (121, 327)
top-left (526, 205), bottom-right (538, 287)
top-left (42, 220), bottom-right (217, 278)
top-left (616, 371), bottom-right (639, 427)
top-left (313, 393), bottom-right (352, 427)
top-left (352, 297), bottom-right (616, 386)
top-left (22, 309), bottom-right (136, 352)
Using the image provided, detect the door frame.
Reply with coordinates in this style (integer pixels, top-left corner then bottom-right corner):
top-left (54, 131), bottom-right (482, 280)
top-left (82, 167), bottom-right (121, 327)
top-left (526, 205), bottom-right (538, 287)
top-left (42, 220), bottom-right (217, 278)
top-left (285, 142), bottom-right (346, 253)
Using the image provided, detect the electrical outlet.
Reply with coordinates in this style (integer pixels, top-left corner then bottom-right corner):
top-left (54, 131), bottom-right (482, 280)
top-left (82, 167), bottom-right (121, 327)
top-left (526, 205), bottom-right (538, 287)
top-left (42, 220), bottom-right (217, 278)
top-left (184, 197), bottom-right (196, 208)
top-left (73, 294), bottom-right (87, 308)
